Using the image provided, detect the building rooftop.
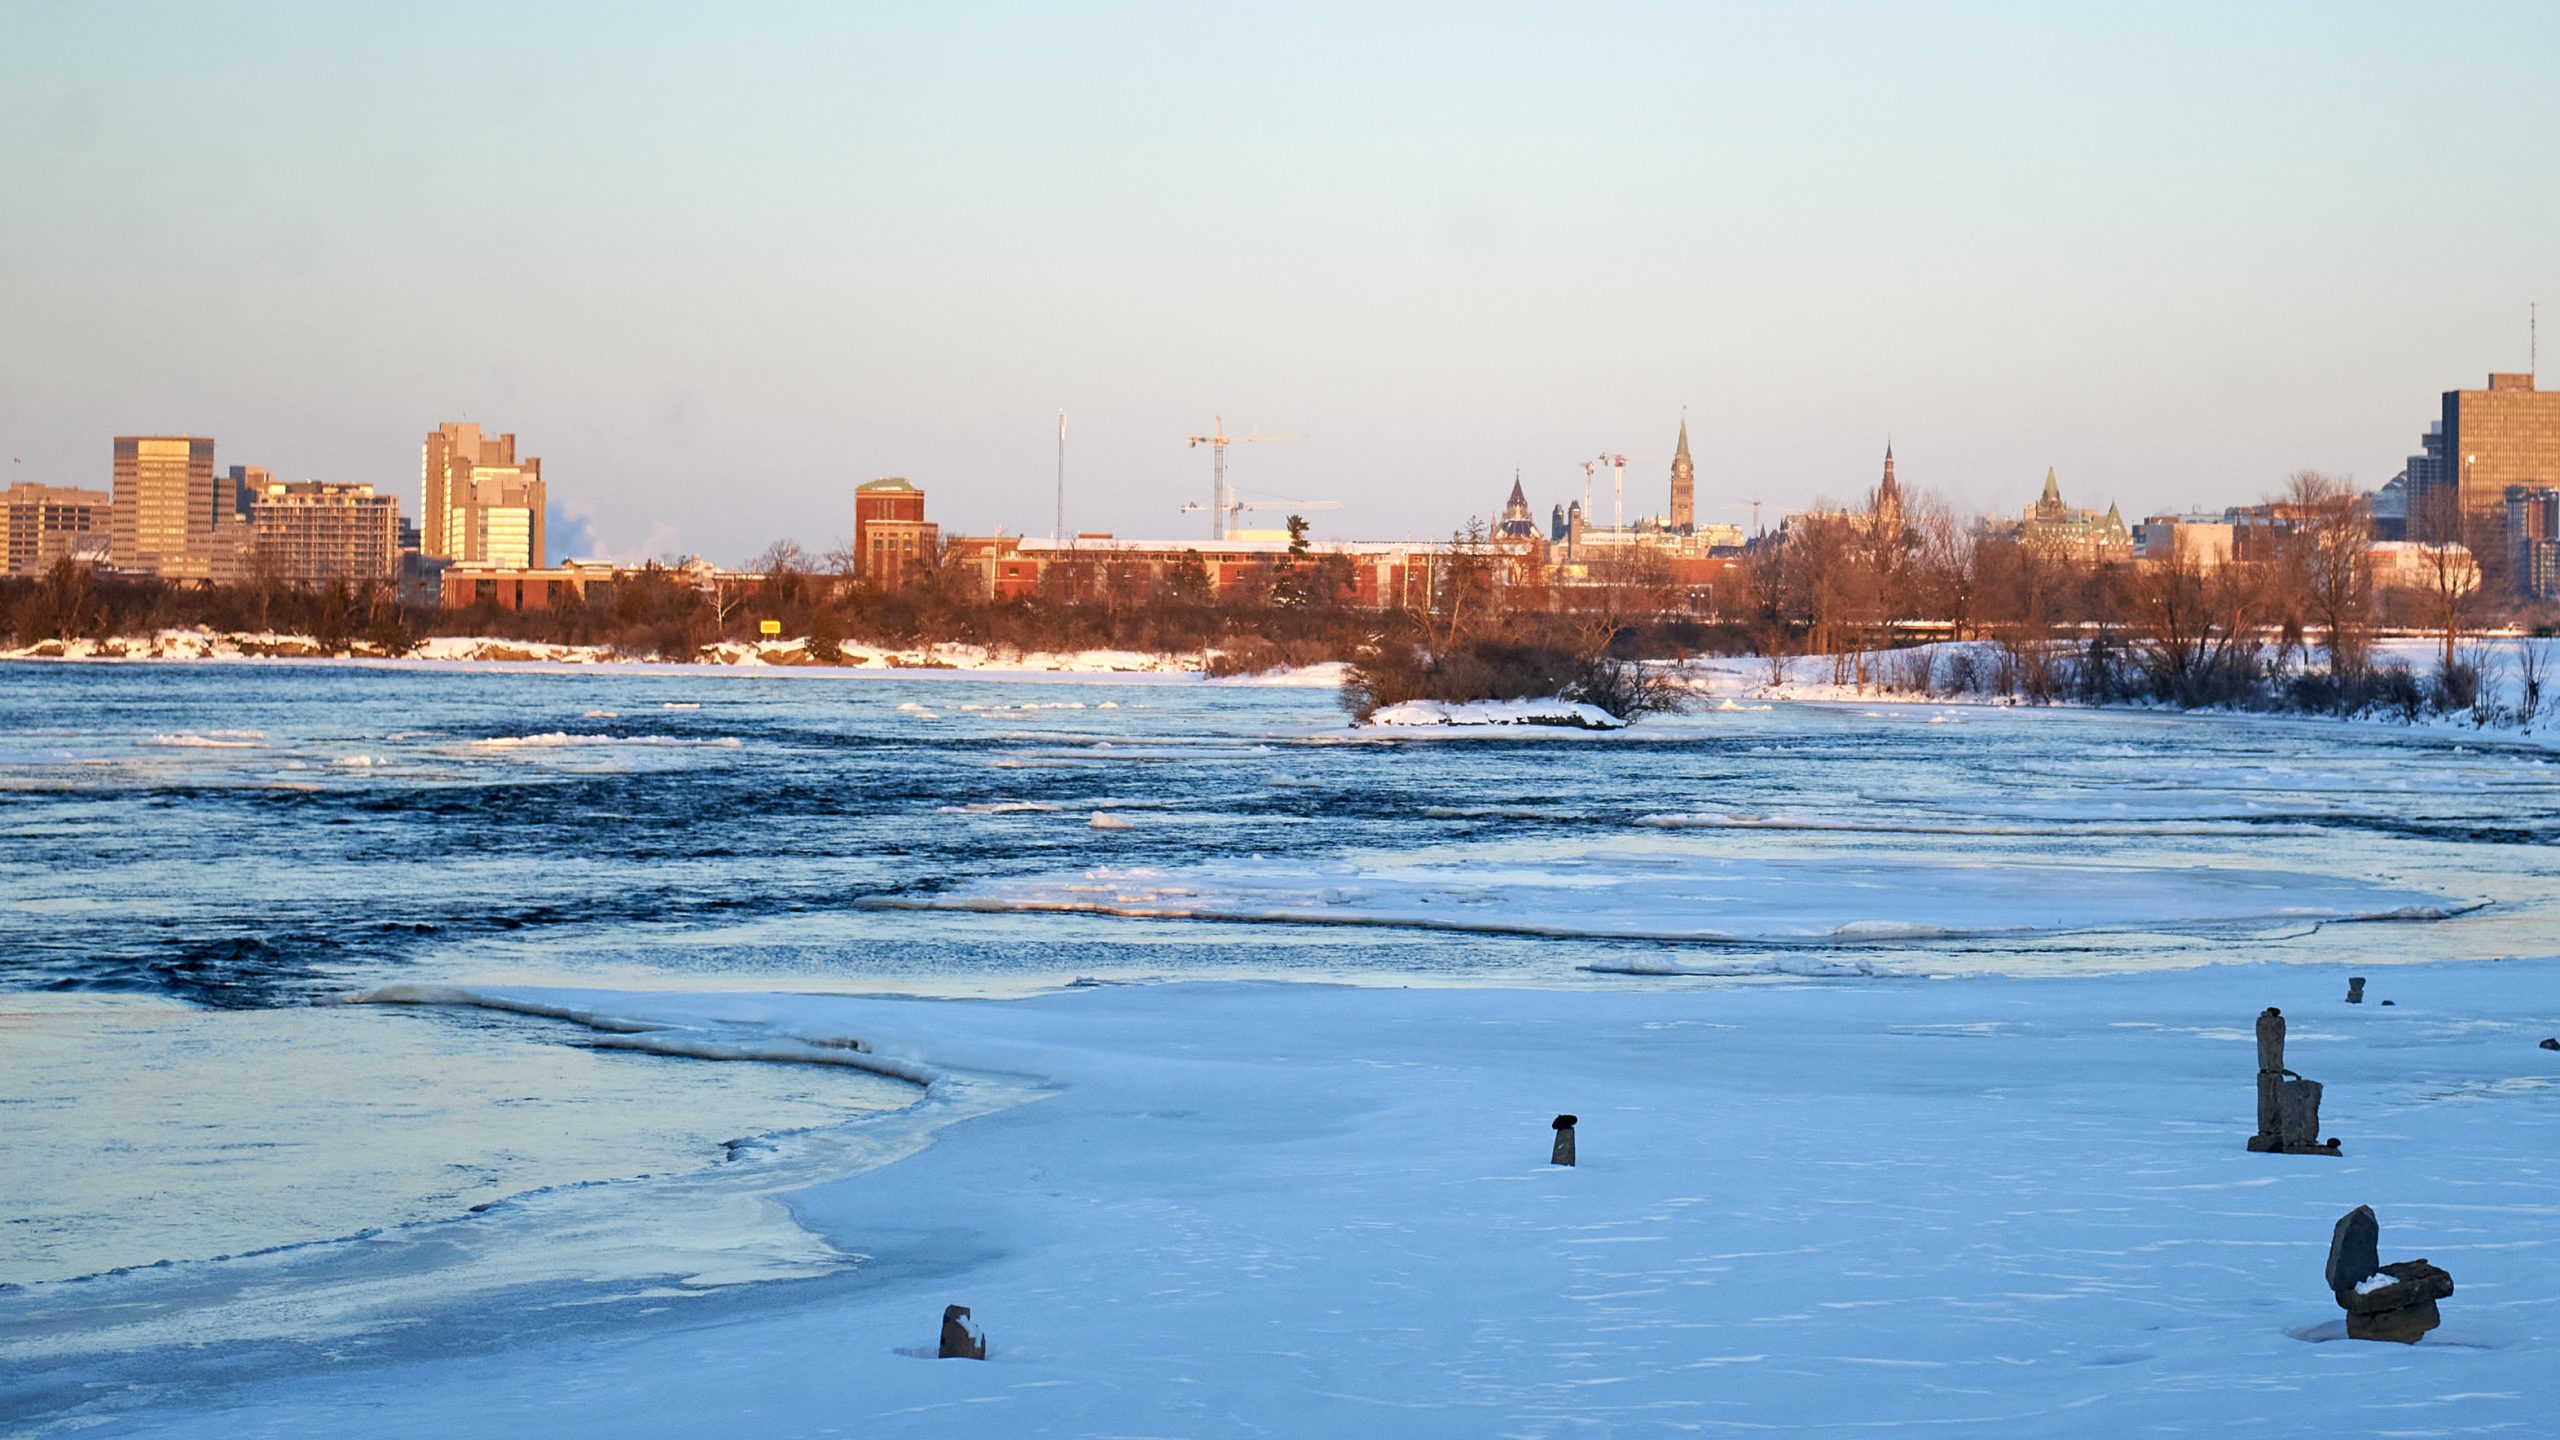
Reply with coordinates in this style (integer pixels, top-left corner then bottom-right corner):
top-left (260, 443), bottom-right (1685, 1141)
top-left (983, 535), bottom-right (1446, 557)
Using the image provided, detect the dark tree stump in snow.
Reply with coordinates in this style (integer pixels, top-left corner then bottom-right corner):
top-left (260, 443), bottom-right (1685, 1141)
top-left (1550, 1114), bottom-right (1577, 1167)
top-left (939, 1304), bottom-right (986, 1360)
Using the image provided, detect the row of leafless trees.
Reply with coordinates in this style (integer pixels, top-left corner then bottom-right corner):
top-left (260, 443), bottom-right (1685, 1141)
top-left (1722, 471), bottom-right (2549, 716)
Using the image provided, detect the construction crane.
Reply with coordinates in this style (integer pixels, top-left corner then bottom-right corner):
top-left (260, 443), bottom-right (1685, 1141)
top-left (1186, 416), bottom-right (1302, 540)
top-left (1182, 487), bottom-right (1340, 535)
top-left (1580, 454), bottom-right (1632, 532)
top-left (1580, 451), bottom-right (1671, 532)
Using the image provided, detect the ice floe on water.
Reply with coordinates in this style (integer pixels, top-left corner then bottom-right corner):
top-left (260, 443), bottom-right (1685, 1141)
top-left (138, 731), bottom-right (266, 748)
top-left (902, 849), bottom-right (2463, 958)
top-left (1636, 810), bottom-right (2303, 838)
top-left (467, 732), bottom-right (744, 748)
top-left (935, 801), bottom-right (1063, 814)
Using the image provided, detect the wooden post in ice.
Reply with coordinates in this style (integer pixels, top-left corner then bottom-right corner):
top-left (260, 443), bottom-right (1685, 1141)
top-left (939, 1304), bottom-right (986, 1360)
top-left (1550, 1114), bottom-right (1577, 1167)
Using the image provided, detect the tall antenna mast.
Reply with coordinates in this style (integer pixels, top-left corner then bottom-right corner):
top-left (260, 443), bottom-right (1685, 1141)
top-left (2533, 301), bottom-right (2539, 382)
top-left (1055, 409), bottom-right (1066, 544)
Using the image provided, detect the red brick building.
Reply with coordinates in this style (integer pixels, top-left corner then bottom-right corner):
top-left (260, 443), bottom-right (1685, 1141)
top-left (945, 533), bottom-right (1529, 609)
top-left (854, 478), bottom-right (938, 590)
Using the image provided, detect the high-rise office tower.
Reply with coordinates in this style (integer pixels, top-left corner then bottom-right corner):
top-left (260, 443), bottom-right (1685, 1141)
top-left (2430, 374), bottom-right (2560, 537)
top-left (109, 435), bottom-right (231, 578)
top-left (421, 422), bottom-right (545, 568)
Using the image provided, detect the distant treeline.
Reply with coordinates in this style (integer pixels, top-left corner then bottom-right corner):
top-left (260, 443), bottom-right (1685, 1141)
top-left (7, 474), bottom-right (2554, 728)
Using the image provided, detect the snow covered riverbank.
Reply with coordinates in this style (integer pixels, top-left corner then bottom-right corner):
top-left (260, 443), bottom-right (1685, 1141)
top-left (1692, 637), bottom-right (2560, 749)
top-left (0, 629), bottom-right (1346, 685)
top-left (51, 960), bottom-right (2560, 1438)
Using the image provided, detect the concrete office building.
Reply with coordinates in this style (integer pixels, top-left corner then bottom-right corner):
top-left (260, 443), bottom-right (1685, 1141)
top-left (2424, 373), bottom-right (2560, 536)
top-left (422, 423), bottom-right (545, 569)
top-left (249, 480), bottom-right (400, 586)
top-left (2509, 485), bottom-right (2560, 601)
top-left (4, 483), bottom-right (113, 577)
top-left (110, 435), bottom-right (244, 580)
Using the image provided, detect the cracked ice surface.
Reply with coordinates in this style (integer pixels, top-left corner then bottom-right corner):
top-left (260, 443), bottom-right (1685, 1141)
top-left (916, 848), bottom-right (2461, 963)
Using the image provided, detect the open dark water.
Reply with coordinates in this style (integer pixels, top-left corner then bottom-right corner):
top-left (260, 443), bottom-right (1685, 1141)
top-left (4, 659), bottom-right (2557, 1423)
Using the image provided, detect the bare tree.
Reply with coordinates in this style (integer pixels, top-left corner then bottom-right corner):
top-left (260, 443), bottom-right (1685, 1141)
top-left (2517, 636), bottom-right (2553, 721)
top-left (1911, 499), bottom-right (1979, 640)
top-left (243, 546), bottom-right (286, 633)
top-left (752, 539), bottom-right (812, 576)
top-left (1774, 511), bottom-right (1868, 686)
top-left (1562, 547), bottom-right (1673, 661)
top-left (2272, 470), bottom-right (2374, 681)
top-left (2128, 551), bottom-right (2268, 707)
top-left (1406, 519), bottom-right (1499, 657)
top-left (2409, 485), bottom-right (2484, 672)
top-left (12, 557), bottom-right (100, 644)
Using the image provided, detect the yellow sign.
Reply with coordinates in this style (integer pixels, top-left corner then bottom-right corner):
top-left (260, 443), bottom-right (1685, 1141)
top-left (758, 619), bottom-right (782, 637)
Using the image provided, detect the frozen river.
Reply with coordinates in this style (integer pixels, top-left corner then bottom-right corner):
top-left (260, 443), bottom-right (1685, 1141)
top-left (4, 659), bottom-right (2557, 1433)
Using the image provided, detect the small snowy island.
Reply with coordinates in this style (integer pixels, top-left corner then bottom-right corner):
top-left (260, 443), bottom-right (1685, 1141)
top-left (1359, 697), bottom-right (1628, 730)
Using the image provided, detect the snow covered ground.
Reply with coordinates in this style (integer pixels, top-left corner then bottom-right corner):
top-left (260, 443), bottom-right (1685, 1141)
top-left (51, 961), bottom-right (2560, 1438)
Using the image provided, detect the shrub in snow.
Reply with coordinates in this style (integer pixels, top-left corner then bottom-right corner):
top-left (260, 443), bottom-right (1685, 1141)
top-left (1340, 637), bottom-right (1689, 726)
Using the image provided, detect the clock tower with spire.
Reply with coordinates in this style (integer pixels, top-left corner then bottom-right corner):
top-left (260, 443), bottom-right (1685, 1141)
top-left (1669, 418), bottom-right (1696, 533)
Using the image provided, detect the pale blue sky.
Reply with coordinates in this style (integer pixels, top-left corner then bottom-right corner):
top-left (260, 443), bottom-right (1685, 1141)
top-left (3, 2), bottom-right (2553, 561)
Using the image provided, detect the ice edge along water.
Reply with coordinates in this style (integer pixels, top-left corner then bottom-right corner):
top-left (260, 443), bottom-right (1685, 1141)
top-left (0, 983), bottom-right (1033, 1390)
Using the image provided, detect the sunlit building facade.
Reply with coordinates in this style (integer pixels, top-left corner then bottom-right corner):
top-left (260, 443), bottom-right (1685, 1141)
top-left (109, 435), bottom-right (245, 580)
top-left (248, 480), bottom-right (400, 586)
top-left (2425, 373), bottom-right (2560, 537)
top-left (4, 483), bottom-right (113, 576)
top-left (422, 423), bottom-right (545, 569)
top-left (854, 477), bottom-right (938, 591)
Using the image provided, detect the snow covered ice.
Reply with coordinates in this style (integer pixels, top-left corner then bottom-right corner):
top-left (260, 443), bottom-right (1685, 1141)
top-left (5, 662), bottom-right (2559, 1437)
top-left (37, 966), bottom-right (2560, 1438)
top-left (908, 849), bottom-right (2460, 957)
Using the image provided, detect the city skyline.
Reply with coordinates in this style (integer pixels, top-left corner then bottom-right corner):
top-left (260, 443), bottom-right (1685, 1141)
top-left (3, 4), bottom-right (2555, 560)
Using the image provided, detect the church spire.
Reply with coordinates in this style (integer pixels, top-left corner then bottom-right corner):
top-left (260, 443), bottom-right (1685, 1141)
top-left (1668, 415), bottom-right (1696, 532)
